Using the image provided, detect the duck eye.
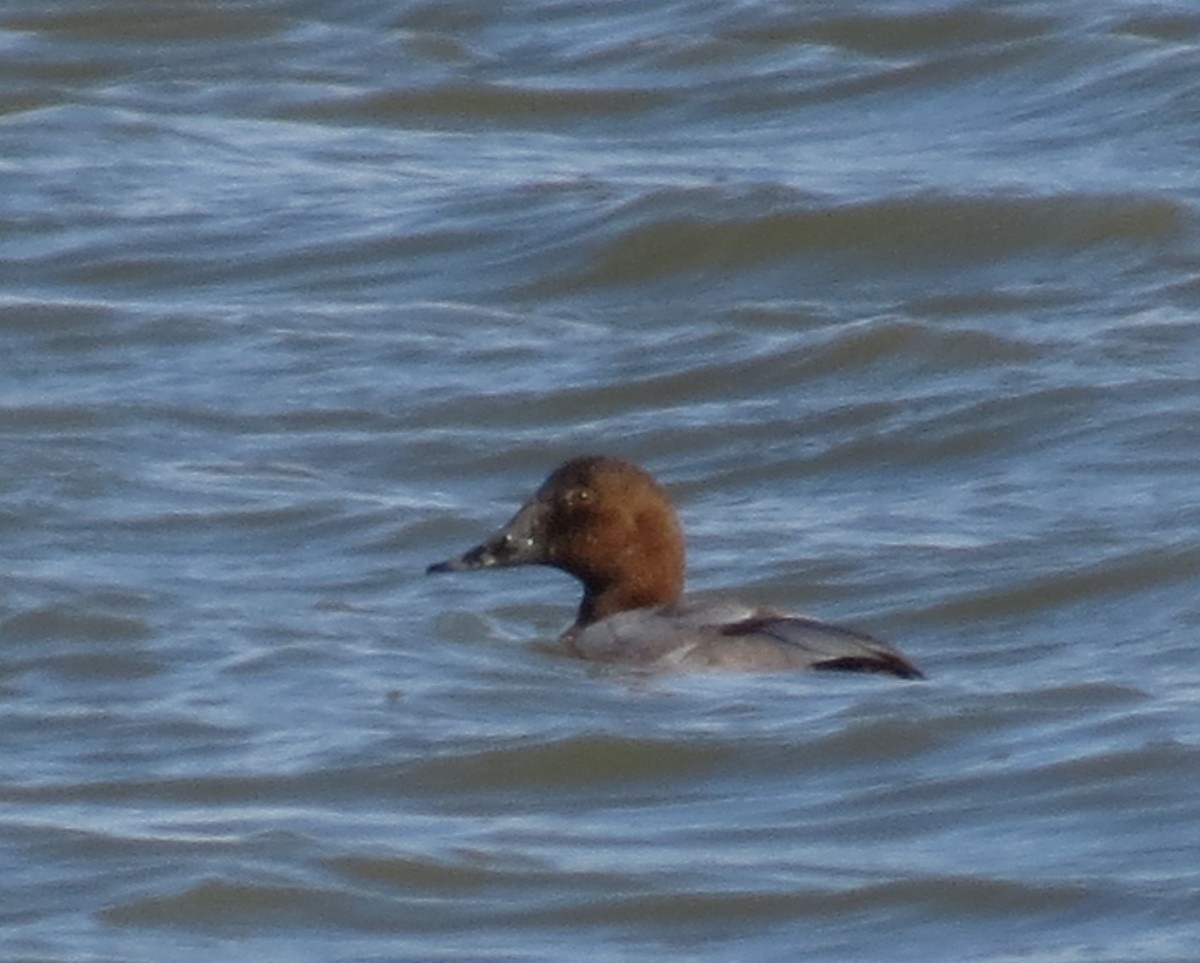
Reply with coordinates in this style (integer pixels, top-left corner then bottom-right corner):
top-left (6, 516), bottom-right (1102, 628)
top-left (563, 487), bottom-right (591, 508)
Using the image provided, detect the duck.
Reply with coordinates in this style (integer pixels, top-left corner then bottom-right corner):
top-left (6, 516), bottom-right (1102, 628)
top-left (427, 455), bottom-right (923, 678)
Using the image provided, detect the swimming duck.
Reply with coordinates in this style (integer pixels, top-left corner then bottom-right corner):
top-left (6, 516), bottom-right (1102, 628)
top-left (428, 455), bottom-right (923, 678)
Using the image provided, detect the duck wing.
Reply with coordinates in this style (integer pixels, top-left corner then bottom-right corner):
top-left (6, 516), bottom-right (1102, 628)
top-left (565, 600), bottom-right (923, 679)
top-left (715, 613), bottom-right (924, 679)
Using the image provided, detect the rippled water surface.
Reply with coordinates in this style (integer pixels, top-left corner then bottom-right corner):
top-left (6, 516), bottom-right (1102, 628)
top-left (3, 1), bottom-right (1200, 961)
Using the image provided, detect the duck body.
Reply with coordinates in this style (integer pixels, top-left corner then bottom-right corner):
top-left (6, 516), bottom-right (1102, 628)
top-left (428, 455), bottom-right (923, 679)
top-left (564, 598), bottom-right (923, 677)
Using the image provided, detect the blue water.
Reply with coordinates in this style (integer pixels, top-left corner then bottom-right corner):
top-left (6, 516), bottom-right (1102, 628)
top-left (3, 2), bottom-right (1200, 961)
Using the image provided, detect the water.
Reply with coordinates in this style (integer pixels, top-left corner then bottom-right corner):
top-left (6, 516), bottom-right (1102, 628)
top-left (3, 1), bottom-right (1200, 960)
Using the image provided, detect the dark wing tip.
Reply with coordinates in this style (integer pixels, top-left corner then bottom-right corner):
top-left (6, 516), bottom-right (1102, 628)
top-left (811, 653), bottom-right (925, 680)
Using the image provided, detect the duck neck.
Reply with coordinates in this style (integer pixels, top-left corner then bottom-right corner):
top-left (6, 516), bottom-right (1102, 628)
top-left (574, 571), bottom-right (683, 627)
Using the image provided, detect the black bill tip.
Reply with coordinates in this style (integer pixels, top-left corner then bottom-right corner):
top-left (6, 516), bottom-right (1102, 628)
top-left (426, 541), bottom-right (497, 574)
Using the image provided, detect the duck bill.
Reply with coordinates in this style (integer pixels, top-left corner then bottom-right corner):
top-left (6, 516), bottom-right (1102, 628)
top-left (427, 499), bottom-right (546, 574)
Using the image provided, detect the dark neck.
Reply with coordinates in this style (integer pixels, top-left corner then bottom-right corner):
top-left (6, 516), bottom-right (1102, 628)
top-left (574, 577), bottom-right (681, 628)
